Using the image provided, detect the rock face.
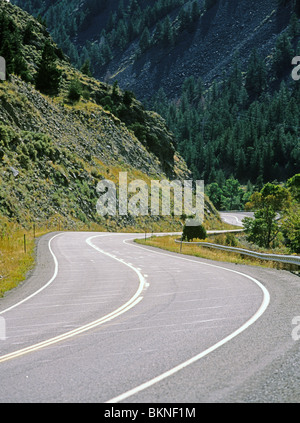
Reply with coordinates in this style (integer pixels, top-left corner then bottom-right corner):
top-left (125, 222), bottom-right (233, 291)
top-left (0, 73), bottom-right (193, 230)
top-left (103, 0), bottom-right (292, 100)
top-left (11, 0), bottom-right (293, 101)
top-left (0, 76), bottom-right (175, 177)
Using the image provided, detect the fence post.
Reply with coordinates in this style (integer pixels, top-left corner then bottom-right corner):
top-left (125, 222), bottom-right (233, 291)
top-left (24, 234), bottom-right (26, 253)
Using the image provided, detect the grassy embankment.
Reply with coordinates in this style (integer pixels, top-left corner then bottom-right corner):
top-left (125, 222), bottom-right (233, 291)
top-left (0, 216), bottom-right (106, 298)
top-left (135, 232), bottom-right (294, 270)
top-left (0, 218), bottom-right (41, 297)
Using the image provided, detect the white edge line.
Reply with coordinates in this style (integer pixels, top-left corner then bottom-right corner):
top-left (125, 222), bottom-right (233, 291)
top-left (0, 233), bottom-right (61, 315)
top-left (105, 237), bottom-right (270, 403)
top-left (0, 234), bottom-right (146, 363)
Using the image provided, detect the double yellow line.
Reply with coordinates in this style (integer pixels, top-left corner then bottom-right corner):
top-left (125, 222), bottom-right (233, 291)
top-left (0, 234), bottom-right (146, 364)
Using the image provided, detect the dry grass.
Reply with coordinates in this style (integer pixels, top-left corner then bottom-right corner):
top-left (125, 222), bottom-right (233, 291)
top-left (0, 220), bottom-right (37, 297)
top-left (135, 235), bottom-right (289, 270)
top-left (0, 216), bottom-right (107, 298)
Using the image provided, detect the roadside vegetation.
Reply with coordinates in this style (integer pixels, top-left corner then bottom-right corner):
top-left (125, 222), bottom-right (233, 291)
top-left (136, 176), bottom-right (300, 270)
top-left (135, 234), bottom-right (291, 270)
top-left (0, 217), bottom-right (38, 297)
top-left (0, 215), bottom-right (107, 298)
top-left (243, 174), bottom-right (300, 253)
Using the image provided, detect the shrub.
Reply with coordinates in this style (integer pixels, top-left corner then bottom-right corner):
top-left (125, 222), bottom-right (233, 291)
top-left (225, 233), bottom-right (238, 247)
top-left (68, 79), bottom-right (82, 102)
top-left (182, 224), bottom-right (207, 241)
top-left (123, 90), bottom-right (135, 107)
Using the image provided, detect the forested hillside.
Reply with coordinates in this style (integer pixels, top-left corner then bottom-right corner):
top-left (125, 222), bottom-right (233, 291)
top-left (10, 0), bottom-right (300, 193)
top-left (11, 0), bottom-right (299, 96)
top-left (11, 0), bottom-right (202, 76)
top-left (149, 51), bottom-right (300, 187)
top-left (146, 2), bottom-right (300, 193)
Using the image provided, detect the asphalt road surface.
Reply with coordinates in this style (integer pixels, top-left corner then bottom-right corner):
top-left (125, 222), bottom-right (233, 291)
top-left (220, 211), bottom-right (254, 227)
top-left (0, 231), bottom-right (299, 403)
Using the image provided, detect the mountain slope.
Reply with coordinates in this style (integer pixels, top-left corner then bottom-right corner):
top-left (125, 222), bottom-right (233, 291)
top-left (1, 1), bottom-right (222, 232)
top-left (10, 0), bottom-right (297, 99)
top-left (9, 0), bottom-right (299, 190)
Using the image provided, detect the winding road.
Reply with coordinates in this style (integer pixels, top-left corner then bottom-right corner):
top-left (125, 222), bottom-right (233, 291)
top-left (0, 231), bottom-right (299, 403)
top-left (219, 211), bottom-right (254, 227)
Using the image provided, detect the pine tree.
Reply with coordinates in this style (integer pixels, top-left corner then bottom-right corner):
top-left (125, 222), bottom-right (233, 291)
top-left (191, 1), bottom-right (201, 21)
top-left (35, 40), bottom-right (62, 95)
top-left (162, 16), bottom-right (174, 47)
top-left (273, 32), bottom-right (294, 78)
top-left (245, 50), bottom-right (267, 100)
top-left (139, 27), bottom-right (151, 52)
top-left (0, 10), bottom-right (31, 81)
top-left (80, 60), bottom-right (92, 77)
top-left (153, 21), bottom-right (163, 45)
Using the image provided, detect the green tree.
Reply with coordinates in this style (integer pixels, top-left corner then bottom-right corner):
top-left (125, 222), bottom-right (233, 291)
top-left (67, 78), bottom-right (82, 102)
top-left (0, 10), bottom-right (31, 81)
top-left (273, 32), bottom-right (294, 78)
top-left (244, 183), bottom-right (291, 248)
top-left (80, 59), bottom-right (92, 77)
top-left (153, 21), bottom-right (163, 44)
top-left (245, 50), bottom-right (267, 99)
top-left (139, 27), bottom-right (151, 52)
top-left (282, 203), bottom-right (300, 253)
top-left (287, 173), bottom-right (300, 201)
top-left (191, 1), bottom-right (201, 21)
top-left (162, 16), bottom-right (174, 47)
top-left (206, 182), bottom-right (223, 210)
top-left (282, 173), bottom-right (300, 253)
top-left (221, 178), bottom-right (244, 210)
top-left (123, 90), bottom-right (135, 107)
top-left (23, 20), bottom-right (34, 44)
top-left (35, 40), bottom-right (62, 95)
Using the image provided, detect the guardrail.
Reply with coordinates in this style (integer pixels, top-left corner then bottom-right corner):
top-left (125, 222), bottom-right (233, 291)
top-left (174, 239), bottom-right (300, 266)
top-left (207, 229), bottom-right (244, 235)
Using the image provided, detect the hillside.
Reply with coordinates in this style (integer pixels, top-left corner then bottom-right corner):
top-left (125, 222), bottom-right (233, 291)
top-left (10, 0), bottom-right (297, 99)
top-left (0, 1), bottom-right (221, 232)
top-left (10, 0), bottom-right (300, 190)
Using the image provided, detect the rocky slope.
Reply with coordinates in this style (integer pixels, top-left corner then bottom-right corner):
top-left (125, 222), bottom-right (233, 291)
top-left (11, 0), bottom-right (296, 100)
top-left (111, 0), bottom-right (293, 99)
top-left (0, 1), bottom-right (220, 231)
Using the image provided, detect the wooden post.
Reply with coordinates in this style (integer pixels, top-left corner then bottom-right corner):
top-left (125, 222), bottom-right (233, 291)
top-left (24, 234), bottom-right (26, 253)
